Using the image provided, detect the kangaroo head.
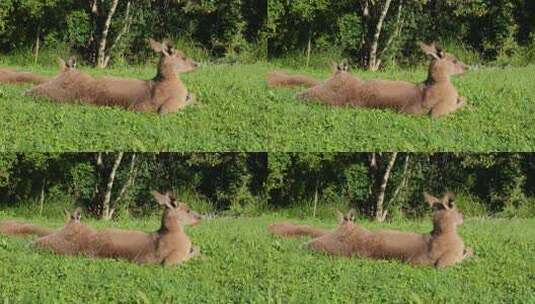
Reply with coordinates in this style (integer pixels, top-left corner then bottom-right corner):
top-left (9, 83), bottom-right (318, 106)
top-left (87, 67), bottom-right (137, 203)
top-left (330, 60), bottom-right (349, 76)
top-left (152, 191), bottom-right (202, 231)
top-left (335, 209), bottom-right (356, 230)
top-left (149, 38), bottom-right (199, 74)
top-left (420, 43), bottom-right (467, 81)
top-left (58, 56), bottom-right (77, 72)
top-left (63, 207), bottom-right (82, 224)
top-left (424, 192), bottom-right (464, 232)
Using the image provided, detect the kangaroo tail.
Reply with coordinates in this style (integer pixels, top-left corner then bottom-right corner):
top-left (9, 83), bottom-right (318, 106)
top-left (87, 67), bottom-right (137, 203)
top-left (0, 69), bottom-right (49, 85)
top-left (0, 220), bottom-right (54, 237)
top-left (266, 71), bottom-right (321, 88)
top-left (268, 222), bottom-right (329, 238)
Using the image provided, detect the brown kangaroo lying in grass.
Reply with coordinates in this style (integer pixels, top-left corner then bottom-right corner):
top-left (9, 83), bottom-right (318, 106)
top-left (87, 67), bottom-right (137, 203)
top-left (267, 43), bottom-right (469, 118)
top-left (271, 192), bottom-right (473, 268)
top-left (0, 220), bottom-right (54, 237)
top-left (33, 208), bottom-right (97, 256)
top-left (0, 68), bottom-right (49, 85)
top-left (26, 39), bottom-right (198, 114)
top-left (88, 191), bottom-right (202, 266)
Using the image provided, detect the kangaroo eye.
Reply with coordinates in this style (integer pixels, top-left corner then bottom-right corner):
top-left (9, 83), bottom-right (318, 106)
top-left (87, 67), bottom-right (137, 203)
top-left (453, 60), bottom-right (458, 64)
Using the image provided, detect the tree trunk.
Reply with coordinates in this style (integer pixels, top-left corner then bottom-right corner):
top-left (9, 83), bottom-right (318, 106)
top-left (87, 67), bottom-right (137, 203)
top-left (387, 154), bottom-right (410, 207)
top-left (113, 153), bottom-right (137, 208)
top-left (97, 0), bottom-right (120, 68)
top-left (39, 179), bottom-right (46, 216)
top-left (375, 152), bottom-right (398, 222)
top-left (366, 152), bottom-right (379, 216)
top-left (380, 0), bottom-right (404, 61)
top-left (306, 30), bottom-right (312, 68)
top-left (368, 0), bottom-right (393, 71)
top-left (104, 0), bottom-right (132, 68)
top-left (101, 152), bottom-right (124, 220)
top-left (312, 178), bottom-right (319, 217)
top-left (34, 28), bottom-right (40, 65)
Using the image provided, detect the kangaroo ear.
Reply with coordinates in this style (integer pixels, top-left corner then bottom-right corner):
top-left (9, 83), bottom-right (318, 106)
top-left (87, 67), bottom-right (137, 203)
top-left (162, 39), bottom-right (175, 55)
top-left (424, 192), bottom-right (448, 211)
top-left (337, 60), bottom-right (349, 72)
top-left (72, 208), bottom-right (82, 221)
top-left (345, 209), bottom-right (356, 222)
top-left (441, 192), bottom-right (455, 208)
top-left (168, 193), bottom-right (179, 208)
top-left (424, 192), bottom-right (440, 206)
top-left (58, 57), bottom-right (67, 71)
top-left (336, 209), bottom-right (345, 223)
top-left (419, 42), bottom-right (441, 60)
top-left (63, 208), bottom-right (71, 220)
top-left (149, 38), bottom-right (161, 52)
top-left (152, 190), bottom-right (170, 207)
top-left (67, 56), bottom-right (77, 69)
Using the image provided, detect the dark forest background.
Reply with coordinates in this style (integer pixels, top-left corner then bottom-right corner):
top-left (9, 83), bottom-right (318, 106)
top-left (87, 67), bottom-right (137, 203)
top-left (1, 1), bottom-right (534, 68)
top-left (1, 153), bottom-right (534, 221)
top-left (0, 0), bottom-right (267, 67)
top-left (268, 0), bottom-right (535, 69)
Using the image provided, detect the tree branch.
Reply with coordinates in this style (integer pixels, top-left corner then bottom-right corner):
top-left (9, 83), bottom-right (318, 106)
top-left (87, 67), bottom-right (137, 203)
top-left (102, 152), bottom-right (124, 220)
top-left (375, 152), bottom-right (398, 221)
top-left (97, 0), bottom-right (120, 68)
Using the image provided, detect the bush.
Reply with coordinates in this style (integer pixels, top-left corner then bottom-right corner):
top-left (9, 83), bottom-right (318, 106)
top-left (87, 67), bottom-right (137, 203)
top-left (454, 193), bottom-right (487, 217)
top-left (498, 198), bottom-right (535, 218)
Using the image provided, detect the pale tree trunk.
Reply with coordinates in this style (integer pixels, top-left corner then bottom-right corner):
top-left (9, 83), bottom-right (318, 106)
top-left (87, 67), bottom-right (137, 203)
top-left (113, 153), bottom-right (137, 213)
top-left (34, 28), bottom-right (40, 65)
top-left (306, 29), bottom-right (312, 68)
top-left (97, 0), bottom-right (120, 68)
top-left (380, 0), bottom-right (404, 62)
top-left (387, 154), bottom-right (410, 207)
top-left (312, 178), bottom-right (319, 217)
top-left (375, 152), bottom-right (398, 222)
top-left (104, 0), bottom-right (132, 67)
top-left (39, 179), bottom-right (46, 216)
top-left (368, 0), bottom-right (393, 71)
top-left (101, 152), bottom-right (124, 220)
top-left (366, 152), bottom-right (379, 216)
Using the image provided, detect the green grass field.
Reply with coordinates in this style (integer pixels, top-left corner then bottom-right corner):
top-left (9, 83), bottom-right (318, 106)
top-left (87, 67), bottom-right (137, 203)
top-left (0, 213), bottom-right (533, 303)
top-left (1, 63), bottom-right (535, 151)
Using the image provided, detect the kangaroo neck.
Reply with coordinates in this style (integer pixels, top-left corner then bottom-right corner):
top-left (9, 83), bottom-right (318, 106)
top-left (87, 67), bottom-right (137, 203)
top-left (424, 73), bottom-right (451, 87)
top-left (430, 224), bottom-right (457, 238)
top-left (157, 222), bottom-right (183, 236)
top-left (154, 64), bottom-right (179, 83)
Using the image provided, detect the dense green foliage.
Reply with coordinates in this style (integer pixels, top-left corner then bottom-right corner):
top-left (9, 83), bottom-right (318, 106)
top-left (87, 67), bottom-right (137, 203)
top-left (269, 0), bottom-right (535, 68)
top-left (0, 214), bottom-right (533, 303)
top-left (1, 153), bottom-right (534, 219)
top-left (1, 63), bottom-right (534, 151)
top-left (0, 0), bottom-right (267, 65)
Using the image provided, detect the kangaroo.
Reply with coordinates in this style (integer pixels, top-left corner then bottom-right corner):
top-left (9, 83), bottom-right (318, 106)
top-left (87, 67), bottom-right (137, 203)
top-left (25, 39), bottom-right (198, 114)
top-left (305, 192), bottom-right (473, 267)
top-left (88, 191), bottom-right (202, 266)
top-left (0, 68), bottom-right (49, 85)
top-left (0, 220), bottom-right (54, 237)
top-left (33, 208), bottom-right (97, 256)
top-left (267, 43), bottom-right (468, 118)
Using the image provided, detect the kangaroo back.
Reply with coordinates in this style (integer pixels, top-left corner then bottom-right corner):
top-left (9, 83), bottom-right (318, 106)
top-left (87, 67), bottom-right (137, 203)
top-left (33, 208), bottom-right (96, 256)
